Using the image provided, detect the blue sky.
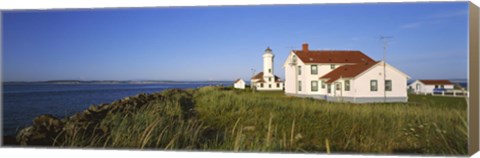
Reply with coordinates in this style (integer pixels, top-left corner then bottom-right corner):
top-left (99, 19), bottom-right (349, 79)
top-left (2, 2), bottom-right (468, 81)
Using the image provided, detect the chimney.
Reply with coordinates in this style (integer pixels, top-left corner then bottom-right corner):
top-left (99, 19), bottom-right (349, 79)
top-left (302, 43), bottom-right (309, 52)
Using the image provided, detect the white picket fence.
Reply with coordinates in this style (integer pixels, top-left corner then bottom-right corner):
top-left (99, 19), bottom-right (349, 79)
top-left (431, 89), bottom-right (468, 97)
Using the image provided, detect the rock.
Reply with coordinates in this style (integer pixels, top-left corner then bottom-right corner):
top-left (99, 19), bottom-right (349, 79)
top-left (16, 126), bottom-right (35, 145)
top-left (17, 114), bottom-right (64, 145)
top-left (32, 114), bottom-right (63, 132)
top-left (87, 105), bottom-right (99, 112)
top-left (15, 89), bottom-right (179, 146)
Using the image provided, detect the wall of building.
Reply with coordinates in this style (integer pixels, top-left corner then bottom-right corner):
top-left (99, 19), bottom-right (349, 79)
top-left (325, 78), bottom-right (355, 97)
top-left (325, 96), bottom-right (407, 103)
top-left (254, 82), bottom-right (283, 91)
top-left (234, 80), bottom-right (245, 89)
top-left (284, 52), bottom-right (300, 94)
top-left (409, 80), bottom-right (455, 94)
top-left (283, 51), bottom-right (350, 96)
top-left (352, 63), bottom-right (408, 98)
top-left (409, 80), bottom-right (428, 94)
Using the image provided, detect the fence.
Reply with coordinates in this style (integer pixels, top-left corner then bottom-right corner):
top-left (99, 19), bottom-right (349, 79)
top-left (432, 89), bottom-right (468, 97)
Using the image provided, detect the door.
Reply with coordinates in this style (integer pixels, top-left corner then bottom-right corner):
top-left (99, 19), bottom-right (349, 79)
top-left (334, 82), bottom-right (343, 102)
top-left (334, 82), bottom-right (342, 97)
top-left (416, 83), bottom-right (421, 93)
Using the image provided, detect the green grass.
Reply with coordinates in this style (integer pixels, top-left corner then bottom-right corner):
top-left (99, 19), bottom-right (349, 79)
top-left (407, 94), bottom-right (467, 110)
top-left (51, 86), bottom-right (468, 155)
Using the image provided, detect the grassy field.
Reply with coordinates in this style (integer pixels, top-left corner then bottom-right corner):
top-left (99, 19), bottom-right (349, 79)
top-left (48, 86), bottom-right (467, 155)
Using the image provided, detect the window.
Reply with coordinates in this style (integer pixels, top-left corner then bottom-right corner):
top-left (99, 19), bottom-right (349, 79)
top-left (321, 81), bottom-right (325, 89)
top-left (292, 55), bottom-right (297, 63)
top-left (330, 64), bottom-right (336, 69)
top-left (345, 80), bottom-right (350, 91)
top-left (269, 84), bottom-right (272, 88)
top-left (260, 83), bottom-right (264, 88)
top-left (370, 80), bottom-right (378, 91)
top-left (435, 85), bottom-right (439, 88)
top-left (268, 77), bottom-right (271, 82)
top-left (327, 84), bottom-right (331, 93)
top-left (440, 85), bottom-right (444, 88)
top-left (298, 66), bottom-right (302, 75)
top-left (385, 80), bottom-right (392, 91)
top-left (311, 81), bottom-right (318, 92)
top-left (311, 65), bottom-right (318, 75)
top-left (298, 81), bottom-right (302, 91)
top-left (276, 83), bottom-right (280, 88)
top-left (416, 83), bottom-right (420, 90)
top-left (336, 83), bottom-right (341, 90)
top-left (268, 69), bottom-right (272, 73)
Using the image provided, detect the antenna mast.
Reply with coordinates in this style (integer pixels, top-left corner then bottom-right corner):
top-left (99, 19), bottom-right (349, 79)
top-left (380, 35), bottom-right (393, 102)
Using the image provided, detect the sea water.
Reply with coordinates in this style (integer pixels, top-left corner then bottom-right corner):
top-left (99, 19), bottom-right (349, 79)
top-left (2, 82), bottom-right (227, 136)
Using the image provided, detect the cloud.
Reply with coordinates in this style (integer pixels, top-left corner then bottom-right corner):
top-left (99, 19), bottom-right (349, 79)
top-left (399, 20), bottom-right (446, 29)
top-left (399, 9), bottom-right (467, 29)
top-left (428, 9), bottom-right (468, 19)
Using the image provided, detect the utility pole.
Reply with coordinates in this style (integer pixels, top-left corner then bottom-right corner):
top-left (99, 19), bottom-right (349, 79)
top-left (380, 35), bottom-right (393, 103)
top-left (251, 68), bottom-right (256, 93)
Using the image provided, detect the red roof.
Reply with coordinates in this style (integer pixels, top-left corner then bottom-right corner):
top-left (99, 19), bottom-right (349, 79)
top-left (251, 72), bottom-right (282, 83)
top-left (293, 50), bottom-right (375, 64)
top-left (292, 43), bottom-right (374, 64)
top-left (419, 80), bottom-right (453, 85)
top-left (251, 72), bottom-right (264, 80)
top-left (320, 61), bottom-right (379, 83)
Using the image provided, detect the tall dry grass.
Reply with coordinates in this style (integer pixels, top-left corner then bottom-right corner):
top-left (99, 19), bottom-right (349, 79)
top-left (52, 86), bottom-right (467, 155)
top-left (193, 87), bottom-right (467, 155)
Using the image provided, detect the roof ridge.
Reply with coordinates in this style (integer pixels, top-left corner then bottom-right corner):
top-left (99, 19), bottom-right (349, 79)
top-left (319, 60), bottom-right (378, 83)
top-left (292, 50), bottom-right (375, 64)
top-left (293, 50), bottom-right (361, 52)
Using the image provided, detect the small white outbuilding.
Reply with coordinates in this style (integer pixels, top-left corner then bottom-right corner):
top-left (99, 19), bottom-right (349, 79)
top-left (233, 79), bottom-right (246, 89)
top-left (408, 80), bottom-right (454, 94)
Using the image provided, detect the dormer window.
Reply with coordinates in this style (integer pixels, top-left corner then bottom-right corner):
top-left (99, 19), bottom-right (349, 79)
top-left (292, 55), bottom-right (297, 62)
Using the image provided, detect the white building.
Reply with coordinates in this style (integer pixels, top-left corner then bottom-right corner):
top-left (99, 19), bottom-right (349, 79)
top-left (408, 80), bottom-right (454, 94)
top-left (251, 47), bottom-right (284, 91)
top-left (283, 43), bottom-right (410, 103)
top-left (233, 79), bottom-right (246, 89)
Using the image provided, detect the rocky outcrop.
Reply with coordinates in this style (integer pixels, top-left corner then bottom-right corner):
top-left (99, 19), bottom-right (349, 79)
top-left (16, 114), bottom-right (63, 145)
top-left (15, 91), bottom-right (172, 146)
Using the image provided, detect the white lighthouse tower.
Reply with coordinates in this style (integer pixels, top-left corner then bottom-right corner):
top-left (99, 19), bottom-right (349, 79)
top-left (263, 47), bottom-right (274, 79)
top-left (250, 47), bottom-right (284, 91)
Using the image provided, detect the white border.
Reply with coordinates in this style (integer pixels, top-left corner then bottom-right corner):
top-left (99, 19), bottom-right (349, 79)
top-left (0, 0), bottom-right (472, 10)
top-left (0, 0), bottom-right (478, 158)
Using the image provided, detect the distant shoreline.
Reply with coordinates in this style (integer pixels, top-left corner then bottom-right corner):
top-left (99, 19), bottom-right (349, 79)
top-left (3, 80), bottom-right (235, 85)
